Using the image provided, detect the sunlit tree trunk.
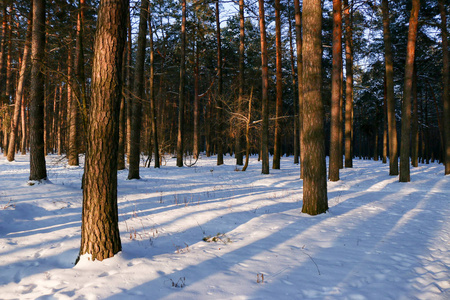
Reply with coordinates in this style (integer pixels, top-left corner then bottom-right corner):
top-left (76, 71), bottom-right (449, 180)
top-left (148, 11), bottom-right (159, 168)
top-left (273, 0), bottom-right (283, 170)
top-left (329, 0), bottom-right (342, 181)
top-left (381, 0), bottom-right (398, 176)
top-left (399, 0), bottom-right (420, 183)
top-left (301, 0), bottom-right (328, 215)
top-left (439, 0), bottom-right (450, 175)
top-left (294, 0), bottom-right (303, 178)
top-left (258, 0), bottom-right (269, 174)
top-left (344, 0), bottom-right (353, 168)
top-left (126, 13), bottom-right (132, 163)
top-left (7, 10), bottom-right (32, 162)
top-left (176, 0), bottom-right (186, 167)
top-left (128, 0), bottom-right (149, 179)
top-left (288, 3), bottom-right (299, 165)
top-left (29, 0), bottom-right (47, 181)
top-left (78, 0), bottom-right (128, 262)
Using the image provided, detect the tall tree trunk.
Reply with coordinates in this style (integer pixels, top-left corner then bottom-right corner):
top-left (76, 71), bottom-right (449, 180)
top-left (148, 12), bottom-right (159, 168)
top-left (329, 0), bottom-right (342, 181)
top-left (128, 0), bottom-right (149, 179)
top-left (301, 0), bottom-right (328, 215)
top-left (235, 0), bottom-right (245, 166)
top-left (126, 12), bottom-right (132, 163)
top-left (382, 78), bottom-right (388, 164)
top-left (117, 38), bottom-right (126, 170)
top-left (294, 0), bottom-right (303, 178)
top-left (399, 0), bottom-right (420, 183)
top-left (7, 10), bottom-right (32, 162)
top-left (439, 0), bottom-right (450, 174)
top-left (382, 0), bottom-right (398, 176)
top-left (21, 92), bottom-right (27, 154)
top-left (273, 0), bottom-right (283, 170)
top-left (78, 0), bottom-right (128, 263)
top-left (216, 0), bottom-right (224, 166)
top-left (29, 0), bottom-right (47, 181)
top-left (411, 67), bottom-right (419, 167)
top-left (288, 3), bottom-right (299, 165)
top-left (344, 0), bottom-right (353, 168)
top-left (258, 0), bottom-right (269, 174)
top-left (0, 5), bottom-right (7, 96)
top-left (193, 14), bottom-right (200, 160)
top-left (176, 0), bottom-right (186, 167)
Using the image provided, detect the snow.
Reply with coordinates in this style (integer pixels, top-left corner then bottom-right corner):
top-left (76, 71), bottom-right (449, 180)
top-left (1, 153), bottom-right (449, 299)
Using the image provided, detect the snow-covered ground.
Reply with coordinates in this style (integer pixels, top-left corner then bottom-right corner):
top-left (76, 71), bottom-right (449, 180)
top-left (0, 153), bottom-right (449, 299)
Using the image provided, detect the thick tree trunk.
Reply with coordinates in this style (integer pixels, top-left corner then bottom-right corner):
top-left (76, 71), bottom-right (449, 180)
top-left (273, 0), bottom-right (283, 170)
top-left (7, 11), bottom-right (32, 162)
top-left (29, 0), bottom-right (47, 181)
top-left (344, 0), bottom-right (353, 169)
top-left (301, 0), bottom-right (328, 215)
top-left (128, 0), bottom-right (149, 179)
top-left (176, 0), bottom-right (186, 167)
top-left (78, 0), bottom-right (128, 262)
top-left (216, 0), bottom-right (224, 166)
top-left (439, 0), bottom-right (450, 174)
top-left (148, 12), bottom-right (159, 168)
top-left (382, 0), bottom-right (398, 176)
top-left (258, 0), bottom-right (269, 174)
top-left (294, 0), bottom-right (303, 178)
top-left (399, 0), bottom-right (420, 183)
top-left (329, 0), bottom-right (342, 181)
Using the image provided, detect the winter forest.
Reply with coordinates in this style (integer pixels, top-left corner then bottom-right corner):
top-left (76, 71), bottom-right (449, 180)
top-left (0, 0), bottom-right (449, 299)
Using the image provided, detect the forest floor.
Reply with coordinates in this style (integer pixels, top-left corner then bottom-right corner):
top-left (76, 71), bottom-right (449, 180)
top-left (0, 153), bottom-right (449, 299)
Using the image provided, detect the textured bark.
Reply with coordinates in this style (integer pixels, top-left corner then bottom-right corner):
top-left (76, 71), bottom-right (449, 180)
top-left (128, 0), bottom-right (149, 179)
top-left (382, 0), bottom-right (398, 176)
top-left (176, 0), bottom-right (186, 167)
top-left (235, 0), bottom-right (245, 166)
top-left (272, 0), bottom-right (282, 170)
top-left (294, 0), bottom-right (303, 178)
top-left (148, 12), bottom-right (159, 168)
top-left (329, 0), bottom-right (342, 181)
top-left (216, 0), bottom-right (224, 166)
top-left (301, 0), bottom-right (328, 215)
top-left (399, 0), bottom-right (420, 183)
top-left (79, 0), bottom-right (128, 262)
top-left (258, 0), bottom-right (269, 174)
top-left (439, 0), bottom-right (450, 174)
top-left (29, 0), bottom-right (47, 181)
top-left (7, 11), bottom-right (32, 162)
top-left (344, 0), bottom-right (353, 169)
